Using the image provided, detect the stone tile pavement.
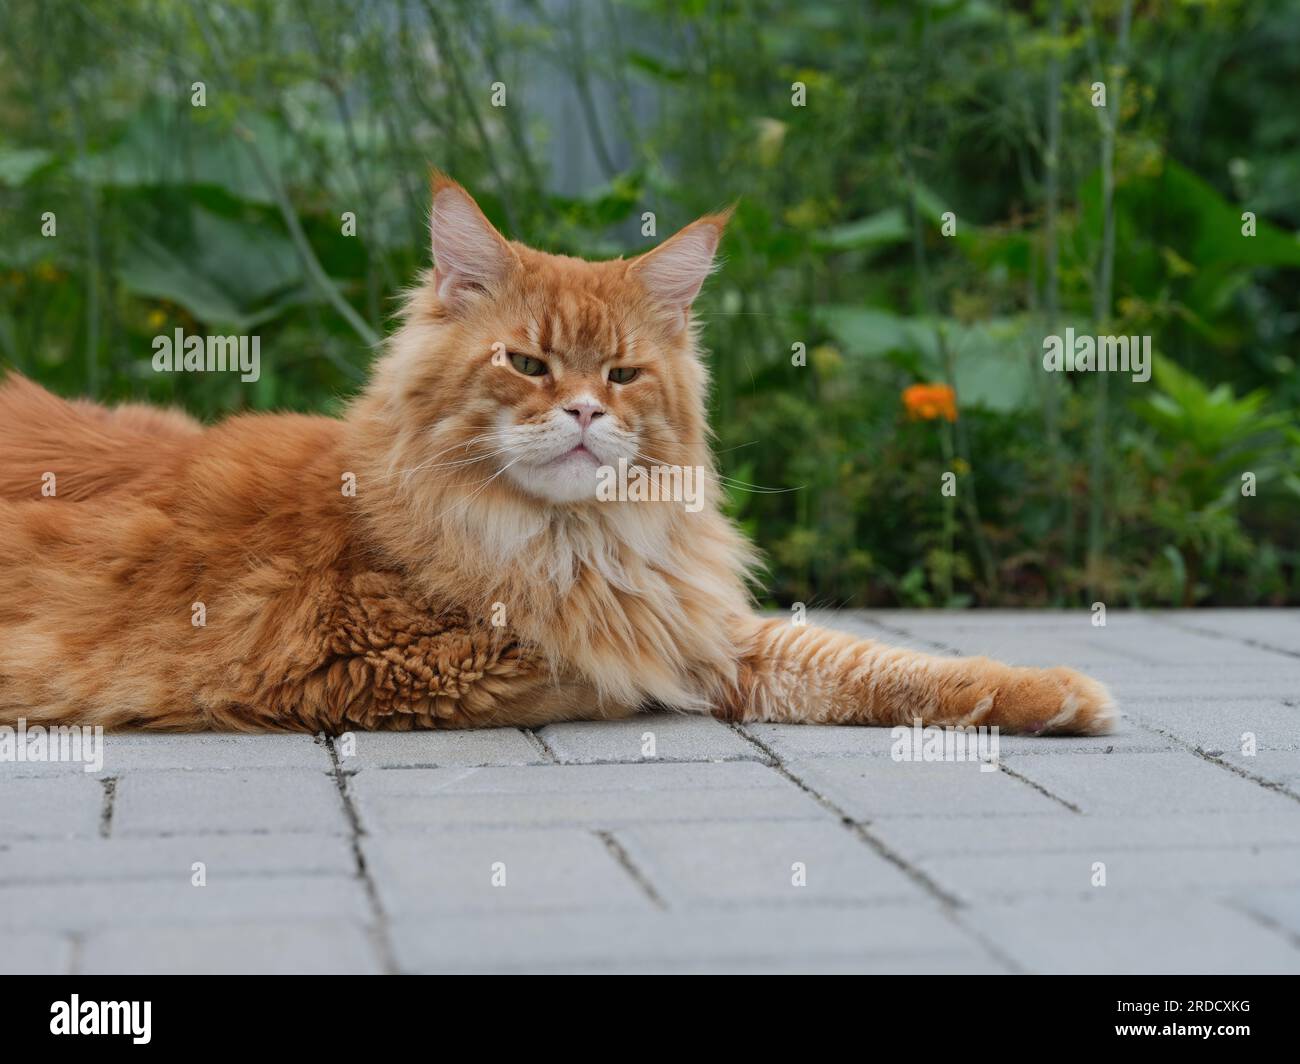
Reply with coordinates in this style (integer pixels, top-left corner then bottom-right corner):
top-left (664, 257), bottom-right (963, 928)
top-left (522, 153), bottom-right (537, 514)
top-left (1, 610), bottom-right (1297, 974)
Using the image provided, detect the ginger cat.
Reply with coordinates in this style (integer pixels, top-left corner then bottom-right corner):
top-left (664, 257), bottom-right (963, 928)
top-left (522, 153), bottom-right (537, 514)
top-left (0, 175), bottom-right (1116, 735)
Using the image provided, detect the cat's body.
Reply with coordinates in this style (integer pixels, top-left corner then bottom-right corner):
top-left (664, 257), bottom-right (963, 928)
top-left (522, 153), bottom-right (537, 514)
top-left (0, 375), bottom-right (601, 731)
top-left (0, 175), bottom-right (1117, 736)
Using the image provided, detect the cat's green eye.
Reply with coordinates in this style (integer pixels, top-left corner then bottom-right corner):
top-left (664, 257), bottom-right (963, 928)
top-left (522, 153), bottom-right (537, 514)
top-left (608, 366), bottom-right (640, 384)
top-left (509, 353), bottom-right (548, 377)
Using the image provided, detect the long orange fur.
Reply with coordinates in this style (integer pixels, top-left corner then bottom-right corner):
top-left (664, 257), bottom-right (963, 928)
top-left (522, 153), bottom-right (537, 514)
top-left (0, 175), bottom-right (1116, 736)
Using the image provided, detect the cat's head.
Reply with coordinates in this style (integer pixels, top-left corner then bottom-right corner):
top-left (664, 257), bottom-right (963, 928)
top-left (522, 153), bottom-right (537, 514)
top-left (371, 174), bottom-right (727, 509)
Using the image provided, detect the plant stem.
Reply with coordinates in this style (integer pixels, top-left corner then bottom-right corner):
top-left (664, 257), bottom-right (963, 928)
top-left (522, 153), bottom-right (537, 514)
top-left (1042, 0), bottom-right (1070, 597)
top-left (1085, 0), bottom-right (1133, 598)
top-left (68, 86), bottom-right (101, 397)
top-left (189, 3), bottom-right (381, 350)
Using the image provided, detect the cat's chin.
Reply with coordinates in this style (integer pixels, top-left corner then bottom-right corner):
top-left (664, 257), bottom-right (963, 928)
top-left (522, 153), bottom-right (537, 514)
top-left (504, 448), bottom-right (605, 506)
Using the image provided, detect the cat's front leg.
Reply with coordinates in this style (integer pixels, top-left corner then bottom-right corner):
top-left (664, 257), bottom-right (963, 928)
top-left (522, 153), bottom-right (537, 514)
top-left (716, 617), bottom-right (1117, 736)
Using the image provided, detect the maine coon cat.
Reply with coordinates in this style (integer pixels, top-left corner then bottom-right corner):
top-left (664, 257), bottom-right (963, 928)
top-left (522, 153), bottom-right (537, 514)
top-left (0, 175), bottom-right (1116, 735)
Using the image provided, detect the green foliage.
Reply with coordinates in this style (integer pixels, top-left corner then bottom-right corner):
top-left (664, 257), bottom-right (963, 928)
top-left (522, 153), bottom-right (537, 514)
top-left (1127, 358), bottom-right (1296, 603)
top-left (0, 0), bottom-right (1297, 605)
top-left (1135, 358), bottom-right (1293, 508)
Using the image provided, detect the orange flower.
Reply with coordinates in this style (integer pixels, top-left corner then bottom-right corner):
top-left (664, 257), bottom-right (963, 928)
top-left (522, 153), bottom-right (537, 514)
top-left (902, 383), bottom-right (957, 422)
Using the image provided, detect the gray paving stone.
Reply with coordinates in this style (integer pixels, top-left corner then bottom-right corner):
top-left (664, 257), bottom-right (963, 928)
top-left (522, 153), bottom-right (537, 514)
top-left (786, 756), bottom-right (1067, 819)
top-left (340, 728), bottom-right (546, 769)
top-left (537, 711), bottom-right (760, 764)
top-left (0, 775), bottom-right (103, 839)
top-left (0, 875), bottom-right (370, 931)
top-left (814, 607), bottom-right (1300, 705)
top-left (853, 615), bottom-right (1299, 713)
top-left (813, 612), bottom-right (1147, 671)
top-left (1212, 750), bottom-right (1300, 795)
top-left (1232, 887), bottom-right (1300, 941)
top-left (1005, 752), bottom-right (1297, 815)
top-left (99, 733), bottom-right (333, 773)
top-left (859, 608), bottom-right (1127, 628)
top-left (997, 725), bottom-right (1177, 755)
top-left (0, 732), bottom-right (332, 778)
top-left (743, 722), bottom-right (903, 759)
top-left (613, 820), bottom-right (925, 907)
top-left (0, 932), bottom-right (72, 974)
top-left (1088, 665), bottom-right (1300, 703)
top-left (1159, 610), bottom-right (1300, 656)
top-left (845, 610), bottom-right (1202, 665)
top-left (389, 903), bottom-right (998, 973)
top-left (745, 720), bottom-right (1172, 759)
top-left (0, 834), bottom-right (356, 885)
top-left (112, 771), bottom-right (348, 836)
top-left (362, 829), bottom-right (652, 916)
top-left (868, 811), bottom-right (1300, 860)
top-left (900, 637), bottom-right (1147, 672)
top-left (80, 921), bottom-right (383, 975)
top-left (1124, 700), bottom-right (1299, 752)
top-left (968, 896), bottom-right (1300, 974)
top-left (922, 846), bottom-right (1300, 904)
top-left (617, 954), bottom-right (1000, 974)
top-left (351, 762), bottom-right (830, 832)
top-left (0, 756), bottom-right (105, 778)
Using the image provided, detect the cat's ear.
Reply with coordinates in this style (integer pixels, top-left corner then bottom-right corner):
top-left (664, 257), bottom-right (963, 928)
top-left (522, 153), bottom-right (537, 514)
top-left (429, 172), bottom-right (516, 308)
top-left (628, 209), bottom-right (731, 325)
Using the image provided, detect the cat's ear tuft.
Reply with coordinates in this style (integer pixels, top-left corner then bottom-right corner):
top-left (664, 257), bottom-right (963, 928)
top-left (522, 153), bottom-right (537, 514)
top-left (629, 208), bottom-right (731, 323)
top-left (429, 172), bottom-right (516, 308)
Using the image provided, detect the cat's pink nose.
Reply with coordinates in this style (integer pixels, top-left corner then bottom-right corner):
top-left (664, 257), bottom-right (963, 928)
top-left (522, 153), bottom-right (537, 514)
top-left (564, 401), bottom-right (606, 430)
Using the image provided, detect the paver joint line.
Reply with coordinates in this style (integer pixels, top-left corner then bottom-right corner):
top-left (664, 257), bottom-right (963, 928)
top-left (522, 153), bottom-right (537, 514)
top-left (325, 736), bottom-right (398, 975)
top-left (729, 720), bottom-right (967, 910)
top-left (735, 715), bottom-right (1030, 974)
top-left (522, 728), bottom-right (560, 763)
top-left (97, 778), bottom-right (117, 840)
top-left (596, 831), bottom-right (668, 911)
top-left (1152, 613), bottom-right (1300, 662)
top-left (1132, 720), bottom-right (1300, 809)
top-left (996, 762), bottom-right (1083, 814)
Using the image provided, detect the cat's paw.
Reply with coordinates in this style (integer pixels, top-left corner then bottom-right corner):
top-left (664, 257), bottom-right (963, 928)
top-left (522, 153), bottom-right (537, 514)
top-left (936, 659), bottom-right (1117, 736)
top-left (1019, 666), bottom-right (1118, 736)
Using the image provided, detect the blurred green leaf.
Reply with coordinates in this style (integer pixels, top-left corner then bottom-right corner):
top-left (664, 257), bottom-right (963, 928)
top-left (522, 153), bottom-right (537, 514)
top-left (0, 146), bottom-right (53, 185)
top-left (814, 208), bottom-right (908, 251)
